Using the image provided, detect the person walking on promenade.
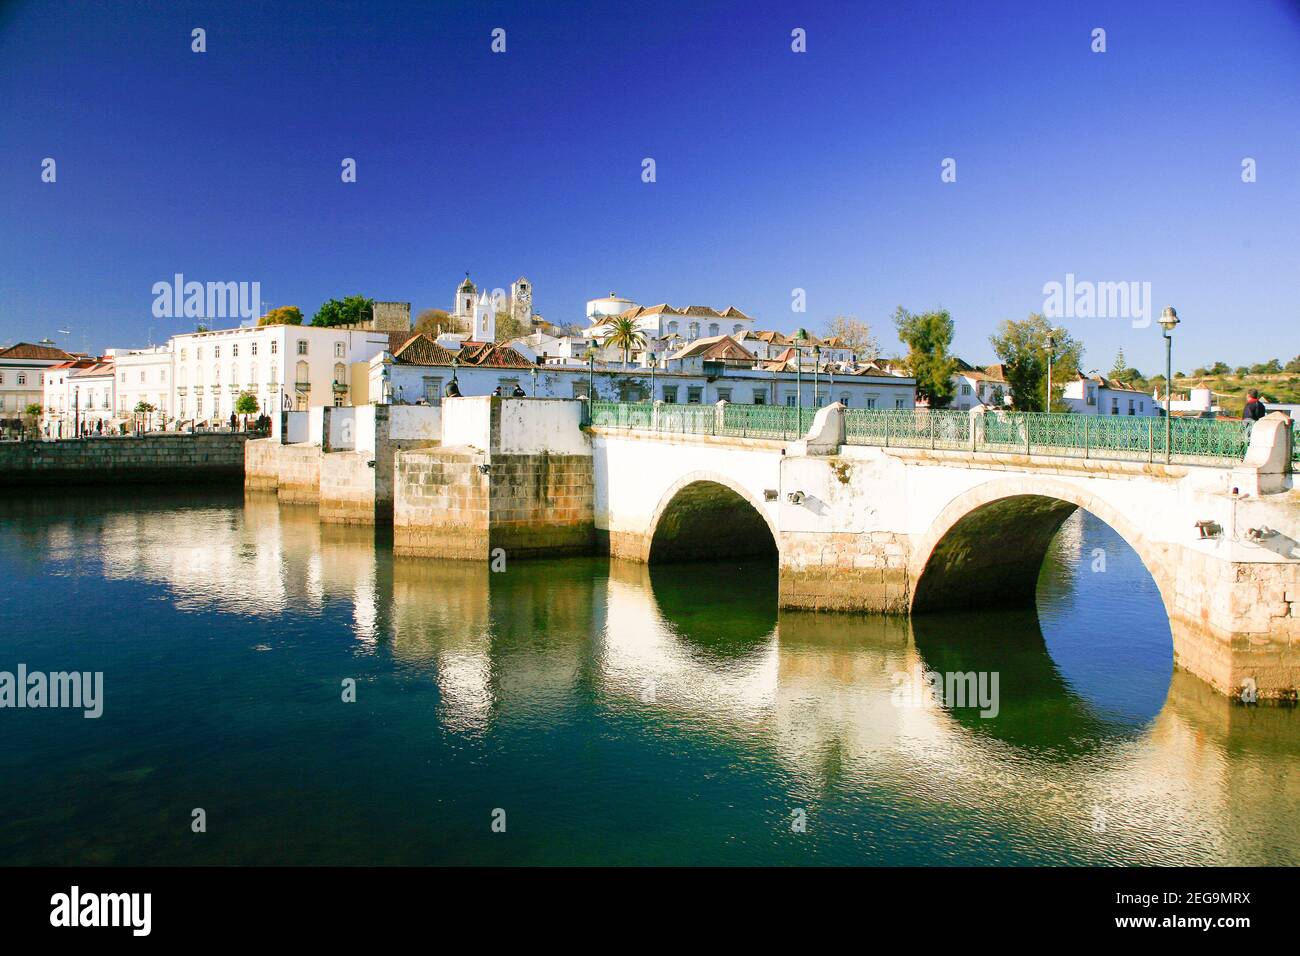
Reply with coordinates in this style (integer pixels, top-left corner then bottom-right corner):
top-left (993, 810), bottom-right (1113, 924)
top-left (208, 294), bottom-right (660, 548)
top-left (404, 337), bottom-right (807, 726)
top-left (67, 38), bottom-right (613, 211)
top-left (1244, 389), bottom-right (1268, 422)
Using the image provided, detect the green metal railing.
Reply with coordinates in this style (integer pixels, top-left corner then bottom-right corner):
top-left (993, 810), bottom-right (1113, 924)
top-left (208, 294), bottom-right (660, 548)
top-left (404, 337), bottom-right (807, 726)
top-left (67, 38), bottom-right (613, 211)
top-left (587, 401), bottom-right (803, 440)
top-left (585, 401), bottom-right (1256, 466)
top-left (962, 411), bottom-right (1253, 465)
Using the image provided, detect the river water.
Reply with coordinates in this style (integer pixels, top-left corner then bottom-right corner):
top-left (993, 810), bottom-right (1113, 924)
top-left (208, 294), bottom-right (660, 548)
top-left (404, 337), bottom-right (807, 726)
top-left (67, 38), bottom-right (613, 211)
top-left (0, 490), bottom-right (1295, 865)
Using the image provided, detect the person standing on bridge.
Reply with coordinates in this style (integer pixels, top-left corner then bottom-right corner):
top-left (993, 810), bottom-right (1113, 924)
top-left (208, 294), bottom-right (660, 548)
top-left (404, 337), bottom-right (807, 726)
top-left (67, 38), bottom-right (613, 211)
top-left (1244, 389), bottom-right (1268, 422)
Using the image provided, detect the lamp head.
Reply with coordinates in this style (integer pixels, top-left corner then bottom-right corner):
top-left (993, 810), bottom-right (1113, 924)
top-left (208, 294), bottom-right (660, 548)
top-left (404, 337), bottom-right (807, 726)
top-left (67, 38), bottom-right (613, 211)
top-left (1159, 306), bottom-right (1180, 332)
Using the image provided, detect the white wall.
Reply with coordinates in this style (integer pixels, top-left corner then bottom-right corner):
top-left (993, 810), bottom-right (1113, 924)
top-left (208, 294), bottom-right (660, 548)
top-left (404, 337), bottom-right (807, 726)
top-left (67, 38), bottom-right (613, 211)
top-left (497, 399), bottom-right (589, 455)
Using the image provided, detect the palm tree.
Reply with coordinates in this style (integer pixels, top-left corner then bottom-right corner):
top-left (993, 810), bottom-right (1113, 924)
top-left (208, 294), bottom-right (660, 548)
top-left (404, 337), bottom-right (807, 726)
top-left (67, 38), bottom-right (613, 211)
top-left (605, 316), bottom-right (645, 369)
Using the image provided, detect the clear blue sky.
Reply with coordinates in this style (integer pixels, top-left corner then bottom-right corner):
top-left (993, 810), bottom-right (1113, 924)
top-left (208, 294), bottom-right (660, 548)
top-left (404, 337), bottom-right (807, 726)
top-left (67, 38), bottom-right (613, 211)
top-left (2, 0), bottom-right (1298, 373)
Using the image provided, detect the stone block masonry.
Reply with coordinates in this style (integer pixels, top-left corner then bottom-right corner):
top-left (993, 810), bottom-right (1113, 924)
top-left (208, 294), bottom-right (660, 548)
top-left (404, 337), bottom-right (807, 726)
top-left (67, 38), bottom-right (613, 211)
top-left (393, 397), bottom-right (595, 561)
top-left (0, 435), bottom-right (248, 486)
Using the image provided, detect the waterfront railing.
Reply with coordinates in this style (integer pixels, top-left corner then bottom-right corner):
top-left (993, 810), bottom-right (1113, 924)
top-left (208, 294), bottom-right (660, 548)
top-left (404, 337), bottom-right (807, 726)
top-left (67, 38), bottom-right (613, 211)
top-left (586, 401), bottom-right (1255, 467)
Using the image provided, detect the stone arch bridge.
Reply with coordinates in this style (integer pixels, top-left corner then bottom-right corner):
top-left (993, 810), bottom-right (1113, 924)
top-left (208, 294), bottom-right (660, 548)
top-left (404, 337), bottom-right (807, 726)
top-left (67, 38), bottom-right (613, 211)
top-left (587, 403), bottom-right (1299, 700)
top-left (272, 396), bottom-right (1297, 699)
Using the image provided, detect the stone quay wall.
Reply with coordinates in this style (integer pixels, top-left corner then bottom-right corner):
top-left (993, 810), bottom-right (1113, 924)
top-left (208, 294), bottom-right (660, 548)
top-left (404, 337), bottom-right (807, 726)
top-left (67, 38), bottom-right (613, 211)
top-left (0, 435), bottom-right (248, 486)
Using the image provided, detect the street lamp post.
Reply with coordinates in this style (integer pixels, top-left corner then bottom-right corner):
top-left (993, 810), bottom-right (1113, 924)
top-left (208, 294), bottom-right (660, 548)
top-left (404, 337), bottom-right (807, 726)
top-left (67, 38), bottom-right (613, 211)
top-left (1159, 306), bottom-right (1180, 463)
top-left (531, 365), bottom-right (538, 397)
top-left (794, 345), bottom-right (803, 433)
top-left (648, 352), bottom-right (656, 403)
top-left (588, 352), bottom-right (595, 403)
top-left (813, 344), bottom-right (821, 410)
top-left (1045, 331), bottom-right (1056, 413)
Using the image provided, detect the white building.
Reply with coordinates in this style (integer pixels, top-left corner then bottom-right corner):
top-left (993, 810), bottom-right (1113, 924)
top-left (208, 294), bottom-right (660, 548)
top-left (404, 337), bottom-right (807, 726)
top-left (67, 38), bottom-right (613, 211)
top-left (1156, 385), bottom-right (1217, 417)
top-left (951, 366), bottom-right (1011, 411)
top-left (0, 341), bottom-right (78, 427)
top-left (170, 323), bottom-right (396, 424)
top-left (373, 332), bottom-right (915, 409)
top-left (1062, 373), bottom-right (1157, 416)
top-left (113, 346), bottom-right (173, 427)
top-left (53, 358), bottom-right (116, 434)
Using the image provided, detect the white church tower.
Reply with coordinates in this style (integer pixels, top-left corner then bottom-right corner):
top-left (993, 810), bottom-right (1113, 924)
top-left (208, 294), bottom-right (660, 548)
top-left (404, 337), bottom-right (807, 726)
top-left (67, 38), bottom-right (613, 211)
top-left (455, 273), bottom-right (477, 322)
top-left (472, 290), bottom-right (496, 342)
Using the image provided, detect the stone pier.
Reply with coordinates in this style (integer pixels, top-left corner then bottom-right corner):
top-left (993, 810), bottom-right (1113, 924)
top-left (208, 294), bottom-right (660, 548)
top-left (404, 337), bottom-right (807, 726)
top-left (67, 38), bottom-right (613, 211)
top-left (394, 397), bottom-right (594, 560)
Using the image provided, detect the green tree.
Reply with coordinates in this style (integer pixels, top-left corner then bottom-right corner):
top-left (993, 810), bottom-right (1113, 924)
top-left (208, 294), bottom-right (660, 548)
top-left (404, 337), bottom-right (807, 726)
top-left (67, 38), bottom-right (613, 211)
top-left (1110, 348), bottom-right (1127, 378)
top-left (1208, 361), bottom-right (1230, 376)
top-left (988, 314), bottom-right (1084, 411)
top-left (258, 305), bottom-right (304, 326)
top-left (893, 307), bottom-right (957, 408)
top-left (313, 296), bottom-right (374, 328)
top-left (1285, 355), bottom-right (1300, 373)
top-left (234, 392), bottom-right (259, 429)
top-left (24, 403), bottom-right (41, 417)
top-left (493, 311), bottom-right (530, 343)
top-left (604, 315), bottom-right (646, 368)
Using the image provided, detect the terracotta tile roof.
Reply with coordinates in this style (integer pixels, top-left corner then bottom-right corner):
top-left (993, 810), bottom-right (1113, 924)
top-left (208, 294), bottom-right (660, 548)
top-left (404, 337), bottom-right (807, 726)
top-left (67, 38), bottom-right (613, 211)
top-left (0, 342), bottom-right (76, 362)
top-left (679, 305), bottom-right (722, 318)
top-left (387, 330), bottom-right (420, 353)
top-left (669, 334), bottom-right (757, 362)
top-left (720, 306), bottom-right (750, 319)
top-left (1079, 372), bottom-right (1144, 393)
top-left (754, 330), bottom-right (790, 345)
top-left (70, 361), bottom-right (114, 378)
top-left (393, 333), bottom-right (458, 366)
top-left (458, 342), bottom-right (536, 368)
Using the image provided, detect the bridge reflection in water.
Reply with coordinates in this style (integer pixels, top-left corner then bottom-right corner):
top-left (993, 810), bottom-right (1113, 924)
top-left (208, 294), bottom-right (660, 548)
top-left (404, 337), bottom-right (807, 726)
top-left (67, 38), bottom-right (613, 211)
top-left (0, 490), bottom-right (1296, 865)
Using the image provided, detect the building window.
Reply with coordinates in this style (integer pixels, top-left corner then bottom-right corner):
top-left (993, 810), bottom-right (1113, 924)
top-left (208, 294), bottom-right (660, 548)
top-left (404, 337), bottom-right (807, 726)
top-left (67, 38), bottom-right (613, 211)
top-left (333, 363), bottom-right (346, 385)
top-left (196, 396), bottom-right (203, 417)
top-left (232, 344), bottom-right (238, 357)
top-left (214, 346), bottom-right (220, 359)
top-left (180, 349), bottom-right (187, 361)
top-left (140, 371), bottom-right (146, 383)
top-left (866, 396), bottom-right (877, 409)
top-left (571, 382), bottom-right (589, 399)
top-left (1087, 387), bottom-right (1096, 406)
top-left (716, 387), bottom-right (732, 402)
top-left (251, 343), bottom-right (258, 356)
top-left (961, 383), bottom-right (972, 396)
top-left (334, 342), bottom-right (345, 358)
top-left (197, 347), bottom-right (204, 361)
top-left (297, 340), bottom-right (308, 355)
top-left (1111, 396), bottom-right (1119, 415)
top-left (840, 392), bottom-right (851, 406)
top-left (687, 386), bottom-right (703, 404)
top-left (708, 323), bottom-right (720, 337)
top-left (296, 361), bottom-right (309, 384)
top-left (753, 390), bottom-right (766, 405)
top-left (270, 363), bottom-right (278, 384)
top-left (784, 393), bottom-right (797, 407)
top-left (120, 372), bottom-right (126, 383)
top-left (270, 341), bottom-right (278, 355)
top-left (422, 377), bottom-right (443, 405)
top-left (895, 398), bottom-right (906, 409)
top-left (17, 373), bottom-right (26, 386)
top-left (1128, 399), bottom-right (1135, 415)
top-left (661, 385), bottom-right (678, 403)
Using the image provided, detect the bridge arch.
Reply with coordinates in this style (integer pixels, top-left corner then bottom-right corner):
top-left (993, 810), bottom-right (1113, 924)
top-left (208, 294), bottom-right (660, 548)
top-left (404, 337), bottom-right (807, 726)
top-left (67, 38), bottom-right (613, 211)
top-left (909, 476), bottom-right (1175, 616)
top-left (646, 471), bottom-right (779, 563)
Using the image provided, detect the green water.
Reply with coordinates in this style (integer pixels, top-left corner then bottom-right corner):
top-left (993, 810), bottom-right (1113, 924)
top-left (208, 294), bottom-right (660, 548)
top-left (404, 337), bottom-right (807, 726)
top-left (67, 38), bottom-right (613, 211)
top-left (0, 490), bottom-right (1296, 865)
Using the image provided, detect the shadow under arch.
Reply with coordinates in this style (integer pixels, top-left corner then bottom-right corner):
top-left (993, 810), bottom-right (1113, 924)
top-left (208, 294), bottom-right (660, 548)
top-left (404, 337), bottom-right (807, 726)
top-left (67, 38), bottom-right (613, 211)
top-left (909, 479), bottom-right (1175, 617)
top-left (648, 561), bottom-right (778, 658)
top-left (647, 474), bottom-right (779, 564)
